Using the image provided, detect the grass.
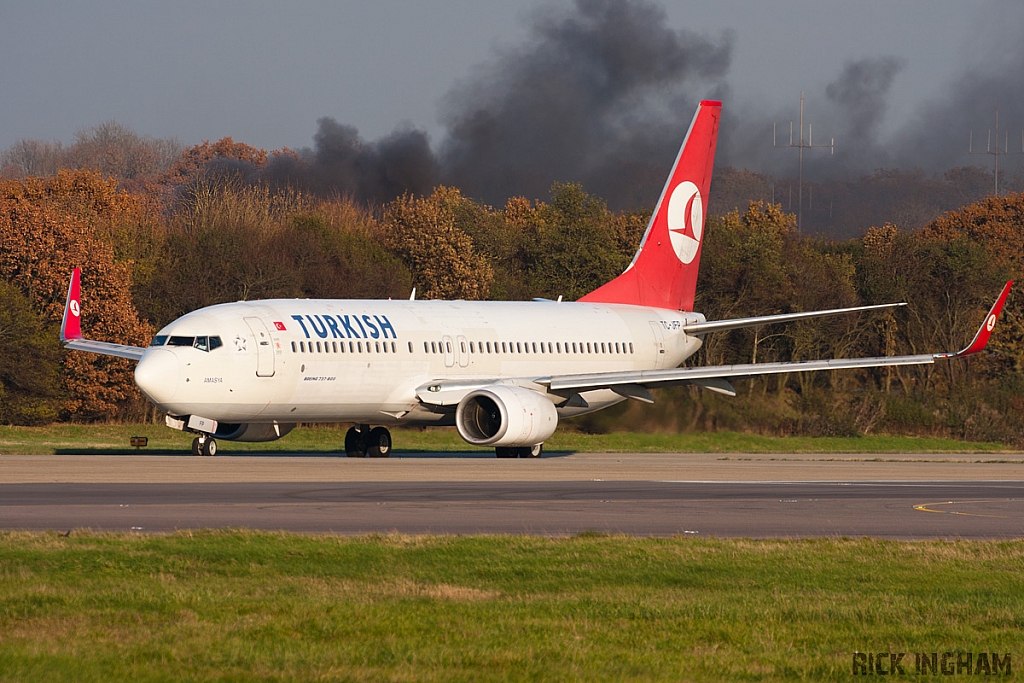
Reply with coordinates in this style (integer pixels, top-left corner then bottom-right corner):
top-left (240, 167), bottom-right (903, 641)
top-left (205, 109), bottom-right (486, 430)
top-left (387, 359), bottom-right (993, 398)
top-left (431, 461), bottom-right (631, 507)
top-left (0, 532), bottom-right (1021, 681)
top-left (0, 423), bottom-right (1010, 456)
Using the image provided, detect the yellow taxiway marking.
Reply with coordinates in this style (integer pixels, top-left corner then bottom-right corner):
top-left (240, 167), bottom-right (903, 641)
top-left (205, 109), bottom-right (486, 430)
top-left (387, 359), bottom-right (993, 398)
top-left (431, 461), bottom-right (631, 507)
top-left (913, 499), bottom-right (1014, 518)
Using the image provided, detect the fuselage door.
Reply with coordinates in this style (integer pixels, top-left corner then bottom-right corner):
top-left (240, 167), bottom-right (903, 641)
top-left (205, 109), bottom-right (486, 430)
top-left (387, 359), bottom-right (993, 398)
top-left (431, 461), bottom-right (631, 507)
top-left (456, 335), bottom-right (470, 367)
top-left (244, 317), bottom-right (276, 377)
top-left (648, 321), bottom-right (667, 369)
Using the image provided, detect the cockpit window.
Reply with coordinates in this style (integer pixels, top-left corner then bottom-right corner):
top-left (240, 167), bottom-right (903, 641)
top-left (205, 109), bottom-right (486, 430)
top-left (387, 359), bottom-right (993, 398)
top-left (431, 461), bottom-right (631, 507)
top-left (162, 335), bottom-right (223, 351)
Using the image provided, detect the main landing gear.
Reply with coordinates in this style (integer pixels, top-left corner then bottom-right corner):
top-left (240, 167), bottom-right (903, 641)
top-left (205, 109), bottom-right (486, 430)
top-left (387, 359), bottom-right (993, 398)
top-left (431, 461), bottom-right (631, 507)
top-left (345, 424), bottom-right (392, 458)
top-left (191, 434), bottom-right (217, 457)
top-left (495, 444), bottom-right (543, 458)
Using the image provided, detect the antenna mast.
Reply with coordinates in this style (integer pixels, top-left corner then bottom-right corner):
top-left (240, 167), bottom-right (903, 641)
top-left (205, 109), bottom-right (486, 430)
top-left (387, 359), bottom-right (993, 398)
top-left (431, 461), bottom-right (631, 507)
top-left (774, 92), bottom-right (834, 231)
top-left (969, 104), bottom-right (1024, 195)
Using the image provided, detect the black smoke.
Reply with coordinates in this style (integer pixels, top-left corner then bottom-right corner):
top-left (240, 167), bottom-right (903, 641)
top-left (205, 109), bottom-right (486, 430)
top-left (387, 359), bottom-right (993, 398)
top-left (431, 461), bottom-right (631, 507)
top-left (262, 119), bottom-right (438, 206)
top-left (439, 0), bottom-right (732, 209)
top-left (247, 0), bottom-right (1024, 229)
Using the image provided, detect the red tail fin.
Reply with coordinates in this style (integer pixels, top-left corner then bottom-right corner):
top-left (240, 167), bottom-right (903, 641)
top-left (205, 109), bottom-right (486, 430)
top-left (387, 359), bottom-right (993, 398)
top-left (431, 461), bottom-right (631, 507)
top-left (60, 268), bottom-right (83, 341)
top-left (579, 100), bottom-right (721, 311)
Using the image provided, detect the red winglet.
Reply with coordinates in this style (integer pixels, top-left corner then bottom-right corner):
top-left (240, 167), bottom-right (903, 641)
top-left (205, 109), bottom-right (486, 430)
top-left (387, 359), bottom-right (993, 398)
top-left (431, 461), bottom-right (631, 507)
top-left (941, 280), bottom-right (1013, 358)
top-left (60, 268), bottom-right (83, 341)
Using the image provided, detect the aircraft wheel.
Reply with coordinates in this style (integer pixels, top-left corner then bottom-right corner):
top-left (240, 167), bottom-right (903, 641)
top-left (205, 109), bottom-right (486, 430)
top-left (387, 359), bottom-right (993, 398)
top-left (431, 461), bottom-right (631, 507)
top-left (519, 444), bottom-right (543, 458)
top-left (203, 438), bottom-right (218, 457)
top-left (191, 437), bottom-right (202, 457)
top-left (366, 427), bottom-right (392, 458)
top-left (495, 447), bottom-right (517, 458)
top-left (345, 426), bottom-right (367, 458)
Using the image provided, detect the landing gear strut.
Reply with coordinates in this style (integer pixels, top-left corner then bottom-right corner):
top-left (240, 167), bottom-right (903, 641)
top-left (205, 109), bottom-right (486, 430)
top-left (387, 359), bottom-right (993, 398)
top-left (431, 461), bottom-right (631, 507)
top-left (495, 444), bottom-right (543, 458)
top-left (191, 434), bottom-right (217, 457)
top-left (345, 425), bottom-right (392, 458)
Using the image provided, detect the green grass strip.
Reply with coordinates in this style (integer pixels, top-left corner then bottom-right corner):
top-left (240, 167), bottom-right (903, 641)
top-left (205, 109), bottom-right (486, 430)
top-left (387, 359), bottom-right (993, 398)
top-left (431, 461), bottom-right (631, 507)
top-left (0, 424), bottom-right (1008, 455)
top-left (0, 532), bottom-right (1021, 681)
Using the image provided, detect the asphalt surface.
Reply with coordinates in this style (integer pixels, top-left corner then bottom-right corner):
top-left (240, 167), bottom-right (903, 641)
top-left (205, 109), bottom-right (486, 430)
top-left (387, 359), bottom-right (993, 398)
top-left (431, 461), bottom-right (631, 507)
top-left (1, 453), bottom-right (1022, 538)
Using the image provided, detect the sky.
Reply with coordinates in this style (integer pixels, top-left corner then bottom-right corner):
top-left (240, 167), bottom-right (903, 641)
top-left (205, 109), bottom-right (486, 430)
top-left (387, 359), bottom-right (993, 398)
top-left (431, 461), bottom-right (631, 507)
top-left (3, 0), bottom-right (1023, 202)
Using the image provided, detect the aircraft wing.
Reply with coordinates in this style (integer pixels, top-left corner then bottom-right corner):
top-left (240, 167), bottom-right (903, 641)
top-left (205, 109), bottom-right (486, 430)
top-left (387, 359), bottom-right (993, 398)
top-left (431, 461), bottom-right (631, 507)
top-left (418, 281), bottom-right (1013, 408)
top-left (539, 281), bottom-right (1013, 399)
top-left (682, 302), bottom-right (905, 335)
top-left (60, 268), bottom-right (147, 361)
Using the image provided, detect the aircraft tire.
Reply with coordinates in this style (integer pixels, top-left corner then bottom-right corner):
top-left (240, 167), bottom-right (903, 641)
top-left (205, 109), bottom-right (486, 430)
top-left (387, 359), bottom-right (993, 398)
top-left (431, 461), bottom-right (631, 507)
top-left (204, 438), bottom-right (217, 457)
top-left (191, 437), bottom-right (202, 457)
top-left (366, 427), bottom-right (392, 458)
top-left (495, 447), bottom-right (517, 458)
top-left (519, 444), bottom-right (543, 458)
top-left (345, 426), bottom-right (367, 458)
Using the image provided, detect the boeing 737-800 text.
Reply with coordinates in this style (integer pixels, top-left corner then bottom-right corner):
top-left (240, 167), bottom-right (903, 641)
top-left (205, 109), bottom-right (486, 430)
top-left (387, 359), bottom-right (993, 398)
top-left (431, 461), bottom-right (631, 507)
top-left (60, 101), bottom-right (1012, 457)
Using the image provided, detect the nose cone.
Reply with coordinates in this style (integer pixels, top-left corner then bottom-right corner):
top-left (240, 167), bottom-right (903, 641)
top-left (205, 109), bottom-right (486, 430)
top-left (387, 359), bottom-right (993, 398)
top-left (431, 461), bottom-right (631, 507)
top-left (135, 349), bottom-right (180, 407)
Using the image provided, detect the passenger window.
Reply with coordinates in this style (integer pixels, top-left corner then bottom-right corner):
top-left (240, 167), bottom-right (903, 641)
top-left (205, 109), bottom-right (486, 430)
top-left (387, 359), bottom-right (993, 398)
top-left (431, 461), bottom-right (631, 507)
top-left (629, 343), bottom-right (634, 353)
top-left (431, 342), bottom-right (437, 354)
top-left (291, 341), bottom-right (297, 353)
top-left (150, 335), bottom-right (168, 347)
top-left (358, 342), bottom-right (363, 353)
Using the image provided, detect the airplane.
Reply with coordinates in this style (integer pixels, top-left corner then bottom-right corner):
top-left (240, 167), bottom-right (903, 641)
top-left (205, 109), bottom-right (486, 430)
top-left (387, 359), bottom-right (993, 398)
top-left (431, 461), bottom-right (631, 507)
top-left (59, 100), bottom-right (1013, 457)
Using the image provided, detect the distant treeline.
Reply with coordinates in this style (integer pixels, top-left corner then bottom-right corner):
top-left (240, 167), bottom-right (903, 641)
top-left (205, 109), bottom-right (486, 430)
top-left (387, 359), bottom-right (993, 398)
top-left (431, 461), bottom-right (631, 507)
top-left (1, 133), bottom-right (1023, 444)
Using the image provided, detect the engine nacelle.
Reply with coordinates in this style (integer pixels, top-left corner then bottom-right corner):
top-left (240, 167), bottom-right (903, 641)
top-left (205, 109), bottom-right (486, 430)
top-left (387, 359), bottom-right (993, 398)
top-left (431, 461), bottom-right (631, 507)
top-left (455, 385), bottom-right (558, 447)
top-left (213, 422), bottom-right (296, 442)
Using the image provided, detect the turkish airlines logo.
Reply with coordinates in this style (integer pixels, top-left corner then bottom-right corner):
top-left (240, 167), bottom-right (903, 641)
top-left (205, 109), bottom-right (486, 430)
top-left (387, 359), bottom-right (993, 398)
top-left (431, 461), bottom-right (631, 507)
top-left (667, 181), bottom-right (703, 264)
top-left (69, 299), bottom-right (80, 317)
top-left (986, 314), bottom-right (997, 332)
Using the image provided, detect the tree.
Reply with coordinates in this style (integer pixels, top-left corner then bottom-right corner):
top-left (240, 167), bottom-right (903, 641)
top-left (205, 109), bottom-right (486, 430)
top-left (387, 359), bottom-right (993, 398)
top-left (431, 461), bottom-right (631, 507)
top-left (382, 187), bottom-right (493, 300)
top-left (0, 171), bottom-right (151, 420)
top-left (0, 280), bottom-right (62, 424)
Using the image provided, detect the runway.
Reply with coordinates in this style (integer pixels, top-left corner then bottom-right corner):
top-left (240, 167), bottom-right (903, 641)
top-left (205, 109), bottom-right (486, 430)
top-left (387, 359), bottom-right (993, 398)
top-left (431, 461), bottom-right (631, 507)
top-left (1, 452), bottom-right (1023, 538)
top-left (0, 480), bottom-right (1022, 538)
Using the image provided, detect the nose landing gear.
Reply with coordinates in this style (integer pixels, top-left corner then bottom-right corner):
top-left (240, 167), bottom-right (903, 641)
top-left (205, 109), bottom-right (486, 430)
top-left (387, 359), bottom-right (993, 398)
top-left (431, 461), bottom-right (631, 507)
top-left (191, 434), bottom-right (217, 457)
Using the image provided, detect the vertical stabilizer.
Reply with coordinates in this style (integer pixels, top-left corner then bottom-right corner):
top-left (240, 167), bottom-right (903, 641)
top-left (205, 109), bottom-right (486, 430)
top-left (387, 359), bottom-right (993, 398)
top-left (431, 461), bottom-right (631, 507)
top-left (579, 100), bottom-right (721, 311)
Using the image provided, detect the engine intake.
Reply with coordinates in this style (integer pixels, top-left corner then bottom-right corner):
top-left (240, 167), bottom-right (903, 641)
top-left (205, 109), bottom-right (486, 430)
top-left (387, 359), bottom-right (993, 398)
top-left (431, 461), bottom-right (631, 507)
top-left (455, 385), bottom-right (557, 447)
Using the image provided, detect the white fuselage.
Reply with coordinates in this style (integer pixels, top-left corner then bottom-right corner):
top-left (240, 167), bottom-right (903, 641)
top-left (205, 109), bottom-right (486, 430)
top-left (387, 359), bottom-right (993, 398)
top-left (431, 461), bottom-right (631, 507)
top-left (135, 299), bottom-right (705, 426)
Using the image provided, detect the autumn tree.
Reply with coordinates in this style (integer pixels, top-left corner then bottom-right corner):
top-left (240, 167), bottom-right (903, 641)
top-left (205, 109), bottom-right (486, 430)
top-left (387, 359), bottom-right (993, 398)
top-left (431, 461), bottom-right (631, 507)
top-left (383, 187), bottom-right (493, 300)
top-left (0, 170), bottom-right (152, 420)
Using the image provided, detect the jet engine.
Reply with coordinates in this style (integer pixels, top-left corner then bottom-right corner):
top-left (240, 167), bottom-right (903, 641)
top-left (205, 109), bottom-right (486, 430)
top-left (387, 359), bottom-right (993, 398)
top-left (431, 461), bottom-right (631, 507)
top-left (455, 385), bottom-right (557, 447)
top-left (213, 422), bottom-right (296, 442)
